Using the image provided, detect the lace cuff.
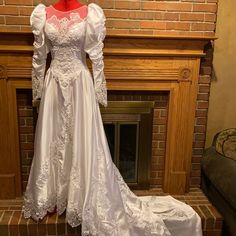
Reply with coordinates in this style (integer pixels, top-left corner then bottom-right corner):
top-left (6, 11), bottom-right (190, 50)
top-left (95, 79), bottom-right (107, 107)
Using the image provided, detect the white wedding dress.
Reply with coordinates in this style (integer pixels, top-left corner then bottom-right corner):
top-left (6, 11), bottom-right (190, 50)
top-left (22, 3), bottom-right (202, 236)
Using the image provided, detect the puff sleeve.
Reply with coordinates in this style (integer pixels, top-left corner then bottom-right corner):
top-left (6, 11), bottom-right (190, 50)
top-left (30, 3), bottom-right (49, 104)
top-left (84, 3), bottom-right (107, 107)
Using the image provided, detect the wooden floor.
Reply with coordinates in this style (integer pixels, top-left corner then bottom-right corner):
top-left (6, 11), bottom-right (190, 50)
top-left (0, 188), bottom-right (222, 236)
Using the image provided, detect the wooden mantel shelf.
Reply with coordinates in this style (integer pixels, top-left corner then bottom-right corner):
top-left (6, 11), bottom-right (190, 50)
top-left (0, 31), bottom-right (215, 56)
top-left (0, 31), bottom-right (213, 199)
top-left (0, 30), bottom-right (217, 38)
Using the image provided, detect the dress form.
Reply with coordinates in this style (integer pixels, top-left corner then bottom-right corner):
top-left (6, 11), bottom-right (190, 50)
top-left (53, 0), bottom-right (83, 11)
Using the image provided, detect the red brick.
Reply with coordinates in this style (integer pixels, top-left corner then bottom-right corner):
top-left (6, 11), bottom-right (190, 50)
top-left (131, 11), bottom-right (155, 20)
top-left (115, 1), bottom-right (130, 9)
top-left (21, 166), bottom-right (28, 173)
top-left (199, 75), bottom-right (211, 84)
top-left (47, 213), bottom-right (57, 235)
top-left (193, 141), bottom-right (205, 148)
top-left (192, 155), bottom-right (201, 163)
top-left (192, 163), bottom-right (201, 170)
top-left (18, 109), bottom-right (33, 117)
top-left (196, 117), bottom-right (207, 125)
top-left (106, 29), bottom-right (130, 34)
top-left (159, 125), bottom-right (166, 133)
top-left (180, 13), bottom-right (204, 21)
top-left (195, 133), bottom-right (205, 141)
top-left (1, 210), bottom-right (13, 228)
top-left (154, 109), bottom-right (160, 117)
top-left (191, 22), bottom-right (215, 31)
top-left (106, 19), bottom-right (140, 29)
top-left (88, 0), bottom-right (114, 9)
top-left (158, 141), bottom-right (165, 148)
top-left (104, 9), bottom-right (129, 19)
top-left (20, 134), bottom-right (27, 142)
top-left (163, 12), bottom-right (179, 21)
top-left (166, 22), bottom-right (190, 31)
top-left (19, 6), bottom-right (33, 16)
top-left (18, 211), bottom-right (29, 235)
top-left (205, 13), bottom-right (216, 22)
top-left (150, 171), bottom-right (158, 178)
top-left (5, 0), bottom-right (32, 5)
top-left (194, 125), bottom-right (207, 133)
top-left (201, 66), bottom-right (213, 75)
top-left (140, 21), bottom-right (166, 30)
top-left (28, 218), bottom-right (38, 236)
top-left (197, 93), bottom-right (209, 101)
top-left (21, 157), bottom-right (32, 165)
top-left (191, 170), bottom-right (201, 177)
top-left (150, 178), bottom-right (162, 185)
top-left (5, 16), bottom-right (29, 25)
top-left (153, 133), bottom-right (166, 140)
top-left (21, 142), bottom-right (33, 150)
top-left (0, 6), bottom-right (18, 15)
top-left (142, 2), bottom-right (192, 12)
top-left (115, 0), bottom-right (140, 10)
top-left (153, 118), bottom-right (167, 125)
top-left (19, 126), bottom-right (33, 134)
top-left (21, 26), bottom-right (31, 32)
top-left (190, 177), bottom-right (201, 186)
top-left (196, 109), bottom-right (208, 117)
top-left (0, 16), bottom-right (4, 24)
top-left (199, 85), bottom-right (210, 93)
top-left (25, 117), bottom-right (33, 125)
top-left (19, 118), bottom-right (26, 126)
top-left (193, 3), bottom-right (217, 13)
top-left (26, 134), bottom-right (34, 142)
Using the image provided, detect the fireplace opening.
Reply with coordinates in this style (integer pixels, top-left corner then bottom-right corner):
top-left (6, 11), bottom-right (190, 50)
top-left (101, 101), bottom-right (155, 189)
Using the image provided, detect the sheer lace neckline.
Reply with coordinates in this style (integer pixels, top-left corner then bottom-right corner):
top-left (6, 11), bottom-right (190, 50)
top-left (46, 4), bottom-right (88, 21)
top-left (50, 4), bottom-right (87, 13)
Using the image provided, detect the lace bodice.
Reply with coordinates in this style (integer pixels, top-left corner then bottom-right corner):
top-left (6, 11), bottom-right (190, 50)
top-left (30, 3), bottom-right (107, 107)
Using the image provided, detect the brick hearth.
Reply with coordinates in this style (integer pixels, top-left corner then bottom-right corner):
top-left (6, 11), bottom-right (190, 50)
top-left (0, 188), bottom-right (222, 236)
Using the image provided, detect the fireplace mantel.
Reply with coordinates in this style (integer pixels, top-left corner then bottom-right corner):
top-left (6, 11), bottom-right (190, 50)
top-left (0, 32), bottom-right (214, 198)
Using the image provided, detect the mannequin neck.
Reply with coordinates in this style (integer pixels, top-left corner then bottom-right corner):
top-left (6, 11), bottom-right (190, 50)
top-left (53, 0), bottom-right (83, 11)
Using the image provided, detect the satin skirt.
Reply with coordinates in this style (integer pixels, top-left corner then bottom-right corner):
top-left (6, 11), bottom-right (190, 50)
top-left (22, 66), bottom-right (202, 236)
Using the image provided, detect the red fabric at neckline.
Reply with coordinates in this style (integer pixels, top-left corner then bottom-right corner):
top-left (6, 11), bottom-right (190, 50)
top-left (46, 5), bottom-right (88, 20)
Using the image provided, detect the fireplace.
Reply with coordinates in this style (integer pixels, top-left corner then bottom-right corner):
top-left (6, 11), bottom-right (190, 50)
top-left (0, 32), bottom-right (214, 198)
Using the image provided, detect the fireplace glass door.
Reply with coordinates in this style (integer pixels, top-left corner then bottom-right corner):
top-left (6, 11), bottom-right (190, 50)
top-left (101, 101), bottom-right (154, 189)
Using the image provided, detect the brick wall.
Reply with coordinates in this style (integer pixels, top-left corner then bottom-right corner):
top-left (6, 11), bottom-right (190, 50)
top-left (16, 89), bottom-right (34, 191)
top-left (191, 42), bottom-right (212, 187)
top-left (0, 0), bottom-right (218, 37)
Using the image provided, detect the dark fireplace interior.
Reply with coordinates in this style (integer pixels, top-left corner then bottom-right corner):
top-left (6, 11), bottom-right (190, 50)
top-left (101, 101), bottom-right (154, 189)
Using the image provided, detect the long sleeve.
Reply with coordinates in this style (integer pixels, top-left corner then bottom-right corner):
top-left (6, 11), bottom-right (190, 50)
top-left (30, 3), bottom-right (49, 103)
top-left (84, 3), bottom-right (107, 107)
